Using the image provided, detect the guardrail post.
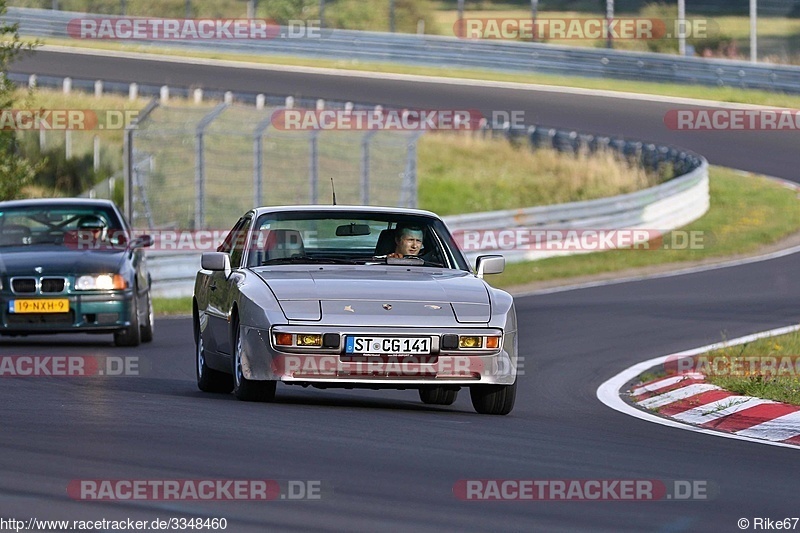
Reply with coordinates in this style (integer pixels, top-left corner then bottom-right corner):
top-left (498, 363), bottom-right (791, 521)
top-left (194, 103), bottom-right (228, 229)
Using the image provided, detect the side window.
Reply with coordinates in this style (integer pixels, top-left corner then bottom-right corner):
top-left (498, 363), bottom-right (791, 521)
top-left (228, 217), bottom-right (252, 268)
top-left (218, 218), bottom-right (245, 254)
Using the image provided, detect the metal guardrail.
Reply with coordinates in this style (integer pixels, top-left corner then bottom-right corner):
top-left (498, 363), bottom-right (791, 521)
top-left (5, 7), bottom-right (800, 94)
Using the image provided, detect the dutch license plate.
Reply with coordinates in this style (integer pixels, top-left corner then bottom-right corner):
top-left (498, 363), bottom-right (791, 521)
top-left (10, 299), bottom-right (70, 314)
top-left (345, 336), bottom-right (431, 355)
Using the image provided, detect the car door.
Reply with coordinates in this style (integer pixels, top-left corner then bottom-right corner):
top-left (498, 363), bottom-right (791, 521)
top-left (206, 216), bottom-right (252, 356)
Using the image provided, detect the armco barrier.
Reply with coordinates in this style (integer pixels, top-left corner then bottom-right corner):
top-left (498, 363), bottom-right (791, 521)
top-left (5, 7), bottom-right (800, 94)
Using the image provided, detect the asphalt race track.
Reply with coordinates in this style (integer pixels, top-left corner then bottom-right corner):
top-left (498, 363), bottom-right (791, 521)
top-left (2, 49), bottom-right (800, 532)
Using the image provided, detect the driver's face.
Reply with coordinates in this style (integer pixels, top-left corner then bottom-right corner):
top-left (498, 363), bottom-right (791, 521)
top-left (395, 230), bottom-right (423, 256)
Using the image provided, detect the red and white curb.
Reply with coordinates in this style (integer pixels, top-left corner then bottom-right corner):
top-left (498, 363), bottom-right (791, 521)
top-left (597, 324), bottom-right (800, 449)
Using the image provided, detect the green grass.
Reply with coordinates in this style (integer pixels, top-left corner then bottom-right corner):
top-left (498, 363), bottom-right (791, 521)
top-left (682, 330), bottom-right (800, 406)
top-left (489, 167), bottom-right (800, 289)
top-left (153, 296), bottom-right (192, 316)
top-left (418, 133), bottom-right (662, 216)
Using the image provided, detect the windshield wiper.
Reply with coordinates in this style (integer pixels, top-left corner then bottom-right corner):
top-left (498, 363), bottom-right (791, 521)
top-left (378, 255), bottom-right (444, 267)
top-left (260, 256), bottom-right (359, 265)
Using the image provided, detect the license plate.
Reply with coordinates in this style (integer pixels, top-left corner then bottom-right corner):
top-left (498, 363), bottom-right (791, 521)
top-left (9, 299), bottom-right (70, 314)
top-left (345, 336), bottom-right (431, 355)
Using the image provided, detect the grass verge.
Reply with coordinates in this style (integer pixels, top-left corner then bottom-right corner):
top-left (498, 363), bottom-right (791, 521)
top-left (489, 167), bottom-right (800, 290)
top-left (418, 133), bottom-right (662, 216)
top-left (153, 296), bottom-right (192, 316)
top-left (700, 330), bottom-right (800, 406)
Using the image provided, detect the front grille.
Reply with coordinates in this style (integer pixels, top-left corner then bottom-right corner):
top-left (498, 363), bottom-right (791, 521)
top-left (40, 277), bottom-right (66, 293)
top-left (6, 311), bottom-right (74, 326)
top-left (11, 278), bottom-right (36, 294)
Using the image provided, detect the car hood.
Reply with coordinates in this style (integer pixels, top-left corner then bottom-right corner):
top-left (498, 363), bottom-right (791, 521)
top-left (0, 246), bottom-right (126, 277)
top-left (254, 266), bottom-right (491, 325)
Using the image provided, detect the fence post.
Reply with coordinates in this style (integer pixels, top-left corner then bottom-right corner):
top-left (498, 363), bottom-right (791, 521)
top-left (403, 132), bottom-right (422, 208)
top-left (195, 103), bottom-right (229, 229)
top-left (93, 135), bottom-right (100, 172)
top-left (360, 130), bottom-right (376, 205)
top-left (309, 130), bottom-right (319, 204)
top-left (254, 115), bottom-right (272, 208)
top-left (124, 99), bottom-right (159, 225)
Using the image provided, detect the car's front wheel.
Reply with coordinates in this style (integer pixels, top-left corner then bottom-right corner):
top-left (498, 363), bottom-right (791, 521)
top-left (140, 290), bottom-right (154, 343)
top-left (195, 321), bottom-right (233, 393)
top-left (231, 320), bottom-right (276, 402)
top-left (470, 381), bottom-right (516, 415)
top-left (114, 297), bottom-right (141, 347)
top-left (418, 386), bottom-right (458, 405)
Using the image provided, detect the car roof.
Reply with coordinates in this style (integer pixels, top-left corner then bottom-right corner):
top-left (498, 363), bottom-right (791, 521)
top-left (0, 198), bottom-right (119, 209)
top-left (250, 205), bottom-right (441, 219)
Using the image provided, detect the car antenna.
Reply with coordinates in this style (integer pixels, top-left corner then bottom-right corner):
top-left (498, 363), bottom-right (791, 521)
top-left (330, 177), bottom-right (337, 205)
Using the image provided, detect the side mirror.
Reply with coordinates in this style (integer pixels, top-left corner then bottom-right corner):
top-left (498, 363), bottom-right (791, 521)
top-left (475, 255), bottom-right (504, 278)
top-left (130, 234), bottom-right (153, 249)
top-left (202, 252), bottom-right (231, 274)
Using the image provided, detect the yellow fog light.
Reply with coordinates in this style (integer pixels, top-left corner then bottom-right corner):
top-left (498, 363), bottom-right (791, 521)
top-left (297, 334), bottom-right (322, 347)
top-left (486, 336), bottom-right (500, 349)
top-left (459, 336), bottom-right (482, 349)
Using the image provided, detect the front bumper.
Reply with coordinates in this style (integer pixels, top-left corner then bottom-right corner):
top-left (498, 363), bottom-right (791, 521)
top-left (0, 291), bottom-right (135, 334)
top-left (240, 324), bottom-right (518, 386)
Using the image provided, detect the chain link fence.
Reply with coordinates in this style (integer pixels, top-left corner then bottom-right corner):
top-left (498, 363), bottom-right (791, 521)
top-left (125, 99), bottom-right (421, 231)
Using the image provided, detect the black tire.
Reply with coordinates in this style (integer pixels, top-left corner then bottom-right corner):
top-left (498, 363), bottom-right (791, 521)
top-left (195, 319), bottom-right (233, 393)
top-left (470, 381), bottom-right (516, 415)
top-left (114, 296), bottom-right (141, 347)
top-left (418, 386), bottom-right (458, 405)
top-left (231, 319), bottom-right (276, 402)
top-left (140, 290), bottom-right (154, 343)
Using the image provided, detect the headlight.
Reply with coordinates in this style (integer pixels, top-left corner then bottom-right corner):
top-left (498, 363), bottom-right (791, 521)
top-left (75, 274), bottom-right (127, 290)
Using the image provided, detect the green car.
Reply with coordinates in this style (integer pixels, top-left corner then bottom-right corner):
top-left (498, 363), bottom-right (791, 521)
top-left (0, 198), bottom-right (154, 346)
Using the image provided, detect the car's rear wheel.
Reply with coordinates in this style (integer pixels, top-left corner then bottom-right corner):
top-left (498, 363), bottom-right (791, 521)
top-left (140, 290), bottom-right (154, 343)
top-left (114, 296), bottom-right (141, 347)
top-left (418, 386), bottom-right (458, 405)
top-left (195, 320), bottom-right (233, 393)
top-left (470, 381), bottom-right (516, 415)
top-left (231, 319), bottom-right (276, 402)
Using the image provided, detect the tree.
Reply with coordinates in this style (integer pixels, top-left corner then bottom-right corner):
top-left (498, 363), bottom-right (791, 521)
top-left (0, 0), bottom-right (40, 201)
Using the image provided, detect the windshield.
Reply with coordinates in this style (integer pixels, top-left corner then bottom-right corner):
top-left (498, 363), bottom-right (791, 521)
top-left (245, 211), bottom-right (469, 271)
top-left (0, 204), bottom-right (127, 249)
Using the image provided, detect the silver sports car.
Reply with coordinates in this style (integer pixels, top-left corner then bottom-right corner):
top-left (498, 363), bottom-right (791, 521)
top-left (193, 206), bottom-right (518, 415)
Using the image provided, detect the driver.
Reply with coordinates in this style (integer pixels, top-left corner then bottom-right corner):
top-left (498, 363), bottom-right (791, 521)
top-left (388, 226), bottom-right (423, 258)
top-left (77, 215), bottom-right (107, 246)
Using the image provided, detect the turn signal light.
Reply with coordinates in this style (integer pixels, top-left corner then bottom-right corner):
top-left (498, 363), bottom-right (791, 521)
top-left (275, 333), bottom-right (293, 346)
